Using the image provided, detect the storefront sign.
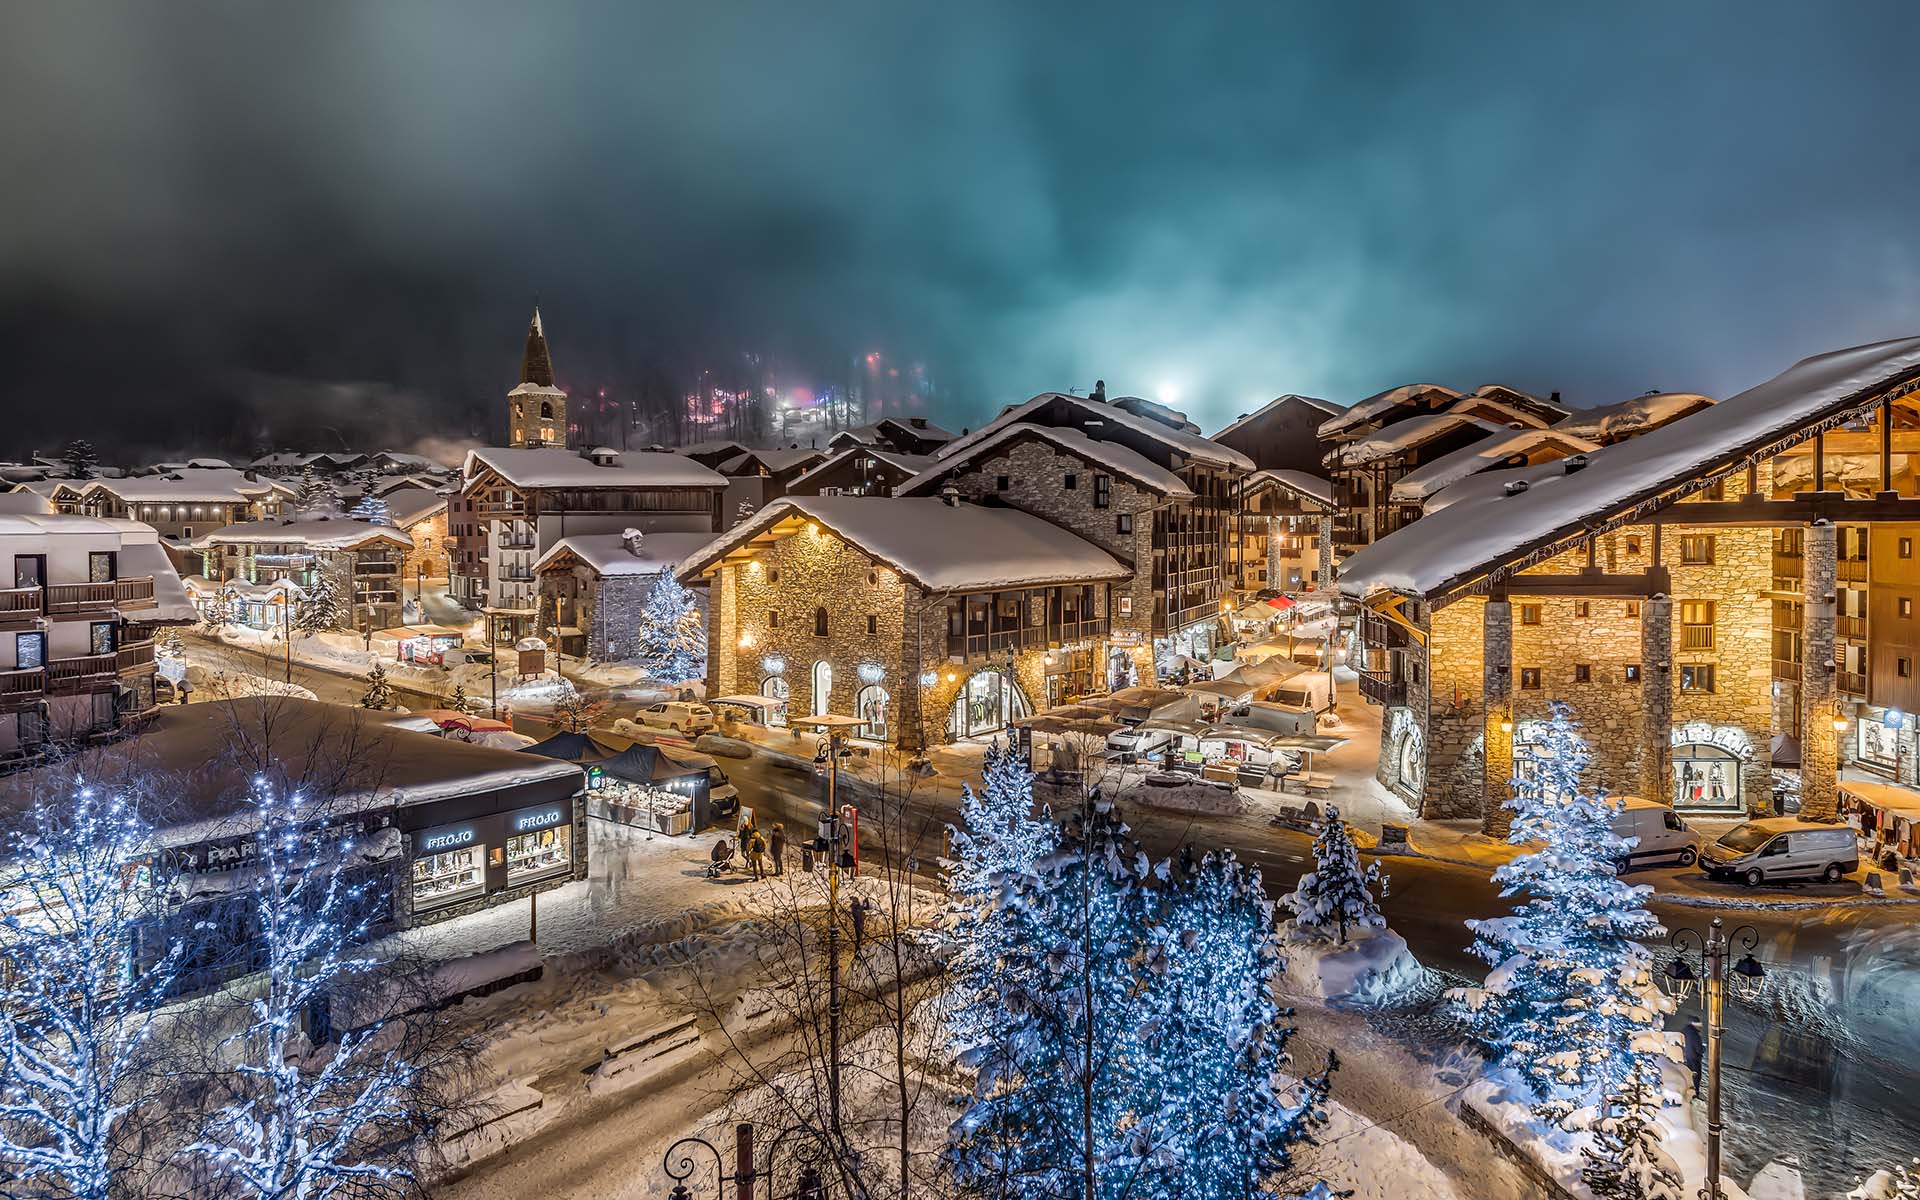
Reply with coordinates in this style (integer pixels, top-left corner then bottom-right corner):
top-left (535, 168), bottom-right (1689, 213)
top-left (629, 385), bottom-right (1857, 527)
top-left (1669, 721), bottom-right (1752, 760)
top-left (509, 802), bottom-right (570, 834)
top-left (419, 824), bottom-right (479, 853)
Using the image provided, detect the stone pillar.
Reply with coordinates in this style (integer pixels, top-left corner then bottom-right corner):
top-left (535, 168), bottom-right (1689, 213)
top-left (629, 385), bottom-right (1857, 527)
top-left (1482, 598), bottom-right (1514, 837)
top-left (1641, 595), bottom-right (1673, 804)
top-left (1318, 514), bottom-right (1336, 592)
top-left (1800, 521), bottom-right (1839, 820)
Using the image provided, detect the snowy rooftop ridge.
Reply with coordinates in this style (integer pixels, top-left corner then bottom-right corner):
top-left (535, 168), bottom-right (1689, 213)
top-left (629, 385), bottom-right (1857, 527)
top-left (1550, 391), bottom-right (1717, 443)
top-left (896, 422), bottom-right (1193, 497)
top-left (1242, 469), bottom-right (1336, 506)
top-left (678, 495), bottom-right (1132, 592)
top-left (461, 447), bottom-right (726, 490)
top-left (66, 469), bottom-right (291, 505)
top-left (1337, 335), bottom-right (1920, 600)
top-left (1315, 383), bottom-right (1462, 440)
top-left (535, 531), bottom-right (714, 577)
top-left (1326, 413), bottom-right (1512, 468)
top-left (933, 392), bottom-right (1255, 472)
top-left (1386, 428), bottom-right (1600, 506)
top-left (784, 446), bottom-right (938, 492)
top-left (1211, 393), bottom-right (1345, 440)
top-left (192, 517), bottom-right (414, 550)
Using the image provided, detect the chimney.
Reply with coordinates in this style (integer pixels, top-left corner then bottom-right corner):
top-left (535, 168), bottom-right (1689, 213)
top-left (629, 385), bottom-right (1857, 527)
top-left (1091, 380), bottom-right (1107, 403)
top-left (908, 417), bottom-right (928, 429)
top-left (1562, 454), bottom-right (1590, 474)
top-left (1548, 391), bottom-right (1562, 406)
top-left (622, 527), bottom-right (645, 554)
top-left (1503, 480), bottom-right (1531, 497)
top-left (939, 484), bottom-right (962, 508)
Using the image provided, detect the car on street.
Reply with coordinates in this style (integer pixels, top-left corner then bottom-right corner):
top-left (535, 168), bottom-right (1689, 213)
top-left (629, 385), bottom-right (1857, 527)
top-left (631, 701), bottom-right (717, 736)
top-left (1700, 817), bottom-right (1859, 886)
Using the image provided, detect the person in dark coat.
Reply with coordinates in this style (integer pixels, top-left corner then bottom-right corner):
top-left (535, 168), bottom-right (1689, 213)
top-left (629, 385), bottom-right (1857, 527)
top-left (769, 823), bottom-right (786, 876)
top-left (1682, 1020), bottom-right (1704, 1089)
top-left (850, 896), bottom-right (868, 953)
top-left (746, 828), bottom-right (768, 880)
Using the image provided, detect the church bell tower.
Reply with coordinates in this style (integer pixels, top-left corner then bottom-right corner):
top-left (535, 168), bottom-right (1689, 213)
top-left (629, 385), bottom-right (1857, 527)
top-left (508, 307), bottom-right (568, 447)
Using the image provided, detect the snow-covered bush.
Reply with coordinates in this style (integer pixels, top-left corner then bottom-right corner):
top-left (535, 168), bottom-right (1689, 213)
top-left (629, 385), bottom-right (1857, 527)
top-left (1283, 802), bottom-right (1386, 945)
top-left (360, 661), bottom-right (394, 710)
top-left (1581, 1076), bottom-right (1683, 1200)
top-left (1449, 702), bottom-right (1674, 1126)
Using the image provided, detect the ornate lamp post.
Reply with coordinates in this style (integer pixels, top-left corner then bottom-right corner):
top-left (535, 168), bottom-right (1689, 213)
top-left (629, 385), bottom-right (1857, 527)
top-left (1660, 917), bottom-right (1766, 1200)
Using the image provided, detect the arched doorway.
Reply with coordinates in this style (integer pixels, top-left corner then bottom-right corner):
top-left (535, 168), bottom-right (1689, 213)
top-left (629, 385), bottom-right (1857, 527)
top-left (948, 669), bottom-right (1031, 741)
top-left (1396, 722), bottom-right (1425, 796)
top-left (760, 675), bottom-right (790, 727)
top-left (811, 660), bottom-right (834, 716)
top-left (856, 684), bottom-right (891, 741)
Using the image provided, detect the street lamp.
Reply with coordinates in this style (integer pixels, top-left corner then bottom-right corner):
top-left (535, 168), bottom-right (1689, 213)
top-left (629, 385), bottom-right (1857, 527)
top-left (1661, 918), bottom-right (1765, 1200)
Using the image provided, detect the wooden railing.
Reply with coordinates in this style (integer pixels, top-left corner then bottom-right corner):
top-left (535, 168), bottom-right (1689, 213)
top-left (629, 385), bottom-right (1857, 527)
top-left (48, 653), bottom-right (115, 684)
top-left (1838, 615), bottom-right (1868, 640)
top-left (116, 641), bottom-right (155, 672)
top-left (0, 668), bottom-right (45, 699)
top-left (1839, 669), bottom-right (1869, 698)
top-left (1357, 670), bottom-right (1406, 708)
top-left (0, 587), bottom-right (40, 616)
top-left (1838, 558), bottom-right (1868, 584)
top-left (1679, 625), bottom-right (1715, 652)
top-left (45, 577), bottom-right (155, 613)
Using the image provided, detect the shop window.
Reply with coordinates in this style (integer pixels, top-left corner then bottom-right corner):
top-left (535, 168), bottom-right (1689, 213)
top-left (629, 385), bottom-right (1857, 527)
top-left (760, 675), bottom-right (790, 726)
top-left (1625, 664), bottom-right (1642, 682)
top-left (1673, 743), bottom-right (1740, 809)
top-left (506, 824), bottom-right (572, 883)
top-left (1680, 535), bottom-right (1716, 565)
top-left (1519, 604), bottom-right (1541, 626)
top-left (1519, 667), bottom-right (1541, 690)
top-left (1574, 601), bottom-right (1589, 618)
top-left (1574, 664), bottom-right (1591, 683)
top-left (856, 684), bottom-right (891, 740)
top-left (812, 660), bottom-right (833, 711)
top-left (814, 607), bottom-right (829, 637)
top-left (412, 838), bottom-right (485, 908)
top-left (1094, 475), bottom-right (1112, 509)
top-left (1117, 512), bottom-right (1133, 534)
top-left (1064, 472), bottom-right (1078, 491)
top-left (1681, 664), bottom-right (1717, 693)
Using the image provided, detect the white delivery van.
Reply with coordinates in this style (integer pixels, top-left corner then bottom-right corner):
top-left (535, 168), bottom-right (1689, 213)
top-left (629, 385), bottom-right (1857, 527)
top-left (1700, 818), bottom-right (1860, 886)
top-left (1611, 797), bottom-right (1700, 869)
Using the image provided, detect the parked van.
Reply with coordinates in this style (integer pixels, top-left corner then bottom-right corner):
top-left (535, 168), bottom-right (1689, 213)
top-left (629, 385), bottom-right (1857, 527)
top-left (633, 701), bottom-right (717, 736)
top-left (1611, 797), bottom-right (1700, 869)
top-left (1700, 818), bottom-right (1859, 886)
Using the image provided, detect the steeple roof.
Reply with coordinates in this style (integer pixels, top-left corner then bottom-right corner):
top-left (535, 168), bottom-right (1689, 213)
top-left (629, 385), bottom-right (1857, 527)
top-left (520, 307), bottom-right (555, 388)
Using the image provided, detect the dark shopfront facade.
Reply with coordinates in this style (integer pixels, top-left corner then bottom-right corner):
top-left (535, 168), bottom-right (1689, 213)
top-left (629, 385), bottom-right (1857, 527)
top-left (399, 776), bottom-right (588, 925)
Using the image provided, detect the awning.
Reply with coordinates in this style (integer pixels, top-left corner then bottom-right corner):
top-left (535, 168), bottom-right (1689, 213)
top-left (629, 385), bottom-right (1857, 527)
top-left (519, 730), bottom-right (621, 762)
top-left (1265, 596), bottom-right (1296, 610)
top-left (600, 743), bottom-right (709, 787)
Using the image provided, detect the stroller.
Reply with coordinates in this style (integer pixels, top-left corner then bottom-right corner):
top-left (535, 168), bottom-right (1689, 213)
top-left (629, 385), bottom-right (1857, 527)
top-left (705, 835), bottom-right (741, 879)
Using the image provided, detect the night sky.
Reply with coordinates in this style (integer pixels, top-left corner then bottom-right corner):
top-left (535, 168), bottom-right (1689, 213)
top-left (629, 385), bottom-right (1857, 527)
top-left (5, 2), bottom-right (1920, 460)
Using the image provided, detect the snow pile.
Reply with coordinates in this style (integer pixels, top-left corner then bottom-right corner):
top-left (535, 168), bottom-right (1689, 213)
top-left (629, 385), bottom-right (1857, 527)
top-left (1125, 770), bottom-right (1242, 814)
top-left (1280, 923), bottom-right (1425, 1008)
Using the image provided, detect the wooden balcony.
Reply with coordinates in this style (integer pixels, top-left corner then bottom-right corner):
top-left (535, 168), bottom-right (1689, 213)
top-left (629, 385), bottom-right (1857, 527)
top-left (946, 617), bottom-right (1110, 662)
top-left (0, 668), bottom-right (45, 709)
top-left (1839, 669), bottom-right (1869, 698)
top-left (45, 577), bottom-right (155, 614)
top-left (116, 641), bottom-right (155, 673)
top-left (48, 653), bottom-right (116, 688)
top-left (0, 587), bottom-right (41, 618)
top-left (1679, 625), bottom-right (1716, 652)
top-left (1357, 670), bottom-right (1407, 708)
top-left (1838, 558), bottom-right (1868, 584)
top-left (1838, 615), bottom-right (1868, 640)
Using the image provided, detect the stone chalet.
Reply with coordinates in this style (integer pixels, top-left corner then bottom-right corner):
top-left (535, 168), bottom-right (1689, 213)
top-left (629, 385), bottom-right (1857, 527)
top-left (1340, 335), bottom-right (1920, 833)
top-left (534, 530), bottom-right (713, 662)
top-left (784, 446), bottom-right (938, 499)
top-left (894, 387), bottom-right (1253, 684)
top-left (679, 494), bottom-right (1130, 748)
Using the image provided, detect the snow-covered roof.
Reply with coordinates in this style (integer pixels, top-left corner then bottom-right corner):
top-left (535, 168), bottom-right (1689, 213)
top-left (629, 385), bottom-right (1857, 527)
top-left (679, 496), bottom-right (1132, 592)
top-left (935, 392), bottom-right (1254, 472)
top-left (0, 491), bottom-right (52, 515)
top-left (0, 512), bottom-right (122, 536)
top-left (507, 381), bottom-right (567, 398)
top-left (1211, 394), bottom-right (1345, 440)
top-left (1338, 335), bottom-right (1920, 599)
top-left (1242, 469), bottom-right (1336, 507)
top-left (535, 531), bottom-right (714, 577)
top-left (1109, 395), bottom-right (1200, 434)
top-left (1443, 396), bottom-right (1550, 429)
top-left (1326, 413), bottom-right (1511, 468)
top-left (897, 422), bottom-right (1192, 498)
top-left (370, 450), bottom-right (444, 469)
top-left (716, 447), bottom-right (829, 476)
top-left (105, 520), bottom-right (197, 623)
top-left (1316, 384), bottom-right (1462, 439)
top-left (1551, 392), bottom-right (1717, 443)
top-left (78, 470), bottom-right (286, 504)
top-left (248, 452), bottom-right (367, 470)
top-left (785, 446), bottom-right (938, 492)
top-left (1386, 428), bottom-right (1600, 505)
top-left (0, 699), bottom-right (585, 846)
top-left (462, 447), bottom-right (725, 491)
top-left (379, 487), bottom-right (447, 528)
top-left (193, 517), bottom-right (413, 551)
top-left (185, 457), bottom-right (232, 469)
top-left (1469, 383), bottom-right (1569, 419)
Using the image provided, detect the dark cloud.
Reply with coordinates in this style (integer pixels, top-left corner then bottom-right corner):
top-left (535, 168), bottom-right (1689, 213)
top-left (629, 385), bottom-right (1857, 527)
top-left (4, 1), bottom-right (1920, 458)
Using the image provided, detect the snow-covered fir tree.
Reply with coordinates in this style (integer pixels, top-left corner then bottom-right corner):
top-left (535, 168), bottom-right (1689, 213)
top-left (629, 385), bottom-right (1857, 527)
top-left (187, 784), bottom-right (418, 1200)
top-left (63, 438), bottom-right (98, 480)
top-left (0, 782), bottom-right (192, 1200)
top-left (1450, 701), bottom-right (1673, 1125)
top-left (636, 572), bottom-right (704, 681)
top-left (1581, 1074), bottom-right (1683, 1200)
top-left (293, 572), bottom-right (340, 635)
top-left (948, 799), bottom-right (1158, 1197)
top-left (359, 661), bottom-right (394, 709)
top-left (347, 490), bottom-right (391, 525)
top-left (1142, 850), bottom-right (1334, 1200)
top-left (1283, 803), bottom-right (1387, 945)
top-left (449, 681), bottom-right (476, 715)
top-left (200, 587), bottom-right (234, 633)
top-left (292, 466), bottom-right (334, 516)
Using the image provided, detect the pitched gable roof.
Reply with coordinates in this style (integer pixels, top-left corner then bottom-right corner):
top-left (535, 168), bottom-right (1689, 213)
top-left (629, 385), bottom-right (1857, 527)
top-left (934, 393), bottom-right (1253, 471)
top-left (897, 422), bottom-right (1192, 497)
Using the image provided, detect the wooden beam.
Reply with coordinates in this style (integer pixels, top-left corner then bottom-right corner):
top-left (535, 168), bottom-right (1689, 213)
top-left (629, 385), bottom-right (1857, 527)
top-left (1650, 495), bottom-right (1920, 525)
top-left (1499, 568), bottom-right (1670, 598)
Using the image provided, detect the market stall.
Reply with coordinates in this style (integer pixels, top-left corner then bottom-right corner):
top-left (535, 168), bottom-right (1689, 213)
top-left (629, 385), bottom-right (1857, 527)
top-left (1839, 779), bottom-right (1920, 869)
top-left (372, 623), bottom-right (467, 666)
top-left (595, 742), bottom-right (725, 834)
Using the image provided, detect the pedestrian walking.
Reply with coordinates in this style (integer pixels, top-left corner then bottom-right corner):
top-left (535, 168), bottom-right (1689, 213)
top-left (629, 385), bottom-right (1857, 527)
top-left (1682, 1020), bottom-right (1704, 1090)
top-left (747, 828), bottom-right (768, 880)
top-left (850, 897), bottom-right (868, 953)
top-left (769, 822), bottom-right (786, 876)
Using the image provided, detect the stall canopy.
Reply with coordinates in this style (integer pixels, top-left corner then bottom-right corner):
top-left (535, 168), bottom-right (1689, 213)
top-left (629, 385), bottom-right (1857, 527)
top-left (520, 730), bottom-right (622, 763)
top-left (600, 742), bottom-right (712, 789)
top-left (1185, 678), bottom-right (1256, 705)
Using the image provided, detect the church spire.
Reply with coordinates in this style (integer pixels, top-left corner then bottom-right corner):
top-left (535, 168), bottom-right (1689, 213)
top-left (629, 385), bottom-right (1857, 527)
top-left (520, 306), bottom-right (555, 388)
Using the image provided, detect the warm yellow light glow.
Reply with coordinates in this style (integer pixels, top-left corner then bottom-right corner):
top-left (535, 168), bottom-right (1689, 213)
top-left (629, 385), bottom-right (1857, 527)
top-left (1499, 716), bottom-right (1514, 734)
top-left (738, 633), bottom-right (756, 649)
top-left (807, 522), bottom-right (820, 535)
top-left (945, 671), bottom-right (956, 683)
top-left (1833, 714), bottom-right (1851, 733)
